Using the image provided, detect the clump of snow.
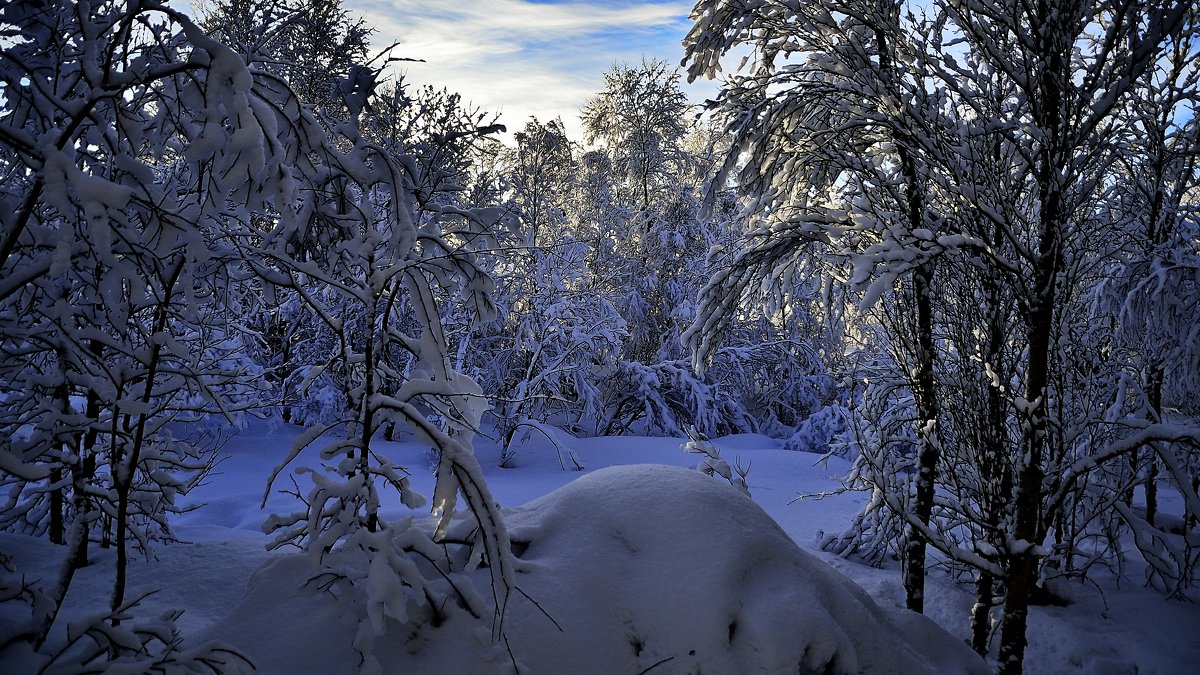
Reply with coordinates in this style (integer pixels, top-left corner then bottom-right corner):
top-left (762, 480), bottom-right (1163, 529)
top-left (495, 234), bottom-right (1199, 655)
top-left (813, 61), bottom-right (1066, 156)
top-left (203, 464), bottom-right (986, 673)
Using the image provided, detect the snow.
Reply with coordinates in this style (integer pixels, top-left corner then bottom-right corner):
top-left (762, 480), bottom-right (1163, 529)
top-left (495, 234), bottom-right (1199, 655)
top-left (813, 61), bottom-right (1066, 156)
top-left (489, 464), bottom-right (984, 674)
top-left (3, 422), bottom-right (1198, 673)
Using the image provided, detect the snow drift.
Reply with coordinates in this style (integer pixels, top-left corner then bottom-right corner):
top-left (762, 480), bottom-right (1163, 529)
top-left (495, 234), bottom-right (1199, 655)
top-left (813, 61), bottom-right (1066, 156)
top-left (205, 464), bottom-right (986, 673)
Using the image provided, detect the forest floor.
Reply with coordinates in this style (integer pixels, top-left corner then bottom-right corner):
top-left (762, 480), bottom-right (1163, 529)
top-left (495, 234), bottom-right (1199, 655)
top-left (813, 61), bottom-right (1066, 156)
top-left (3, 420), bottom-right (1198, 673)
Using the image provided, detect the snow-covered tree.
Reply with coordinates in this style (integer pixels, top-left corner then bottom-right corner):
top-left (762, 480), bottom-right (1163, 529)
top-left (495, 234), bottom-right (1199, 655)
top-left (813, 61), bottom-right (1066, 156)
top-left (200, 0), bottom-right (373, 113)
top-left (682, 0), bottom-right (947, 612)
top-left (581, 59), bottom-right (690, 212)
top-left (1079, 10), bottom-right (1200, 594)
top-left (0, 2), bottom-right (519, 668)
top-left (683, 1), bottom-right (1200, 672)
top-left (471, 118), bottom-right (609, 454)
top-left (365, 81), bottom-right (506, 209)
top-left (235, 63), bottom-right (519, 668)
top-left (923, 4), bottom-right (1199, 670)
top-left (0, 0), bottom-right (309, 660)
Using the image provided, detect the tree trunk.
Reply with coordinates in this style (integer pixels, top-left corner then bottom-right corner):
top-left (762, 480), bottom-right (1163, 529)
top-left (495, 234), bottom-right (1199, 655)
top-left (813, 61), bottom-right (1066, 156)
top-left (1188, 476), bottom-right (1199, 532)
top-left (998, 4), bottom-right (1068, 670)
top-left (73, 340), bottom-right (104, 567)
top-left (1123, 449), bottom-right (1138, 507)
top-left (1145, 459), bottom-right (1159, 528)
top-left (874, 12), bottom-right (941, 612)
top-left (971, 571), bottom-right (994, 656)
top-left (49, 343), bottom-right (71, 545)
top-left (112, 485), bottom-right (130, 617)
top-left (997, 204), bottom-right (1057, 675)
top-left (362, 286), bottom-right (379, 533)
top-left (1145, 365), bottom-right (1164, 527)
top-left (112, 260), bottom-right (182, 616)
top-left (29, 512), bottom-right (90, 651)
top-left (49, 467), bottom-right (63, 545)
top-left (905, 262), bottom-right (939, 613)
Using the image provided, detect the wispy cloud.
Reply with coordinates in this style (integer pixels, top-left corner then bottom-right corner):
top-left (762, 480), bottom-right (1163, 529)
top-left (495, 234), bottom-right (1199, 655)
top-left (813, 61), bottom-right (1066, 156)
top-left (349, 0), bottom-right (713, 142)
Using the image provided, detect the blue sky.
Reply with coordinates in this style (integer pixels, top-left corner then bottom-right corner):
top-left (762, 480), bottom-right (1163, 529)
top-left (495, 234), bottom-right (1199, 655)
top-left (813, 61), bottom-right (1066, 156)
top-left (346, 0), bottom-right (719, 142)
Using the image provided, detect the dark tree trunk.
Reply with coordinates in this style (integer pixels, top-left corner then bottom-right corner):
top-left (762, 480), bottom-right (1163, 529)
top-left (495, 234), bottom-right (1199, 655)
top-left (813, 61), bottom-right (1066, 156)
top-left (1145, 366), bottom-right (1164, 527)
top-left (72, 340), bottom-right (105, 567)
top-left (49, 467), bottom-right (63, 545)
top-left (1146, 459), bottom-right (1159, 528)
top-left (1188, 476), bottom-right (1199, 532)
top-left (49, 344), bottom-right (71, 545)
top-left (974, 269), bottom-right (1010, 658)
top-left (971, 571), bottom-right (994, 656)
top-left (871, 10), bottom-right (941, 614)
top-left (28, 512), bottom-right (90, 651)
top-left (1123, 449), bottom-right (1138, 507)
top-left (362, 286), bottom-right (379, 533)
top-left (998, 4), bottom-right (1066, 665)
top-left (905, 262), bottom-right (939, 613)
top-left (112, 260), bottom-right (182, 616)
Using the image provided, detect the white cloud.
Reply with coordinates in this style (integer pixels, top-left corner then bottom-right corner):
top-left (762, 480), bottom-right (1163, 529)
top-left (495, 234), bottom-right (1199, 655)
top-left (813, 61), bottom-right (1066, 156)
top-left (348, 0), bottom-right (707, 142)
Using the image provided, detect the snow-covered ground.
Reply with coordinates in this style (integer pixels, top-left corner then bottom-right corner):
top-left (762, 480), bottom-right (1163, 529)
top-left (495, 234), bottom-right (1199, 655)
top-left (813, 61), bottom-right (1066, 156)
top-left (4, 421), bottom-right (1198, 673)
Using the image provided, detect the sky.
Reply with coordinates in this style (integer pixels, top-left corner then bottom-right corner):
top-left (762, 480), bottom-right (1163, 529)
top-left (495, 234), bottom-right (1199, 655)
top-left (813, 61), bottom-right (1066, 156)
top-left (346, 0), bottom-right (721, 142)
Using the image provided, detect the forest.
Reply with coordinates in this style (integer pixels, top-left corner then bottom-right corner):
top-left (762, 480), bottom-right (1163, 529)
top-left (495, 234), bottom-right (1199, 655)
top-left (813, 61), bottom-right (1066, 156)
top-left (0, 0), bottom-right (1198, 673)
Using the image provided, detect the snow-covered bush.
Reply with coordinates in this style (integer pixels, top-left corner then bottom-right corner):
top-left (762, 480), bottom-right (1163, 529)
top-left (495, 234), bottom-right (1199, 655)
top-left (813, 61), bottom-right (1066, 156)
top-left (683, 425), bottom-right (750, 496)
top-left (784, 403), bottom-right (851, 455)
top-left (29, 593), bottom-right (252, 675)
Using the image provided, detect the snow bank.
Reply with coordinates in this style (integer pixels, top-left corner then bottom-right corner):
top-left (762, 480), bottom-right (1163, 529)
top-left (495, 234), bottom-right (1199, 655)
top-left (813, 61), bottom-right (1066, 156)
top-left (205, 464), bottom-right (985, 673)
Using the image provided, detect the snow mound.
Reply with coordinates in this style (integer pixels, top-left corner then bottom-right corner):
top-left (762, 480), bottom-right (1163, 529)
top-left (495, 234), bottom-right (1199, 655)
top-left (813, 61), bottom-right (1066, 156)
top-left (205, 464), bottom-right (986, 673)
top-left (497, 464), bottom-right (985, 673)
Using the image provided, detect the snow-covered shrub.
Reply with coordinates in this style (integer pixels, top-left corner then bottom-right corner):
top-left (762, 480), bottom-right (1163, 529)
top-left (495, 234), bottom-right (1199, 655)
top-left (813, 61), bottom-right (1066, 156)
top-left (683, 425), bottom-right (750, 496)
top-left (597, 337), bottom-right (836, 441)
top-left (244, 60), bottom-right (516, 666)
top-left (784, 403), bottom-right (851, 455)
top-left (32, 593), bottom-right (252, 675)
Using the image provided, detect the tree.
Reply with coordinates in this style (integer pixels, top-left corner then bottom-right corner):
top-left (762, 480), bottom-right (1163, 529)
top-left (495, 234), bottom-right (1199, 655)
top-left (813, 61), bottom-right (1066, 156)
top-left (1101, 19), bottom-right (1200, 518)
top-left (237, 62), bottom-right (519, 669)
top-left (1, 2), bottom-right (517, 668)
top-left (581, 59), bottom-right (690, 212)
top-left (0, 0), bottom-right (309, 660)
top-left (683, 1), bottom-right (1200, 672)
top-left (507, 117), bottom-right (576, 247)
top-left (924, 4), bottom-right (1197, 670)
top-left (366, 81), bottom-right (506, 208)
top-left (682, 0), bottom-right (945, 613)
top-left (200, 0), bottom-right (373, 113)
top-left (580, 61), bottom-right (696, 364)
